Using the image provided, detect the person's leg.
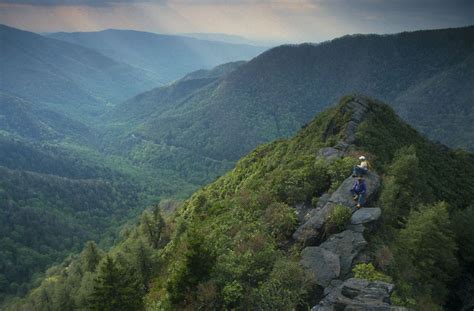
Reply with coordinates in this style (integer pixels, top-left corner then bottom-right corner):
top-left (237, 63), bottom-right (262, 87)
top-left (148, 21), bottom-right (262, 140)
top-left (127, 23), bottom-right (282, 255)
top-left (350, 189), bottom-right (358, 201)
top-left (357, 193), bottom-right (366, 207)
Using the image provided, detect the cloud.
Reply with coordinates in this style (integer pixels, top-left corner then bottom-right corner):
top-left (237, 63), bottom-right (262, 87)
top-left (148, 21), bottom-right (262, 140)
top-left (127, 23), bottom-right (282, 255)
top-left (0, 0), bottom-right (161, 7)
top-left (0, 0), bottom-right (473, 43)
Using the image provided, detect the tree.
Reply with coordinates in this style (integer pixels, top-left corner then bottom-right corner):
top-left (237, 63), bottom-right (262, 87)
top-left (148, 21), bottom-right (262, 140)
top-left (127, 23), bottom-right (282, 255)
top-left (140, 205), bottom-right (164, 249)
top-left (82, 241), bottom-right (102, 273)
top-left (133, 240), bottom-right (153, 291)
top-left (380, 145), bottom-right (431, 226)
top-left (395, 202), bottom-right (459, 305)
top-left (89, 256), bottom-right (144, 311)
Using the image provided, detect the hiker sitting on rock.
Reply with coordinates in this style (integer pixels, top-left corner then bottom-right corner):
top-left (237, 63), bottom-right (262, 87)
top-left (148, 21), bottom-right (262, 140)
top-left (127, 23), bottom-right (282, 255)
top-left (353, 155), bottom-right (369, 177)
top-left (350, 176), bottom-right (366, 209)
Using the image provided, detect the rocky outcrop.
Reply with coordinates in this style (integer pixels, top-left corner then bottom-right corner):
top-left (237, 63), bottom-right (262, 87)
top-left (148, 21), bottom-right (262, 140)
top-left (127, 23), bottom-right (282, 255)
top-left (293, 202), bottom-right (335, 245)
top-left (293, 171), bottom-right (380, 245)
top-left (301, 247), bottom-right (340, 287)
top-left (320, 230), bottom-right (368, 277)
top-left (334, 96), bottom-right (372, 152)
top-left (312, 278), bottom-right (408, 311)
top-left (297, 96), bottom-right (405, 310)
top-left (351, 207), bottom-right (382, 225)
top-left (329, 171), bottom-right (381, 210)
top-left (300, 229), bottom-right (367, 290)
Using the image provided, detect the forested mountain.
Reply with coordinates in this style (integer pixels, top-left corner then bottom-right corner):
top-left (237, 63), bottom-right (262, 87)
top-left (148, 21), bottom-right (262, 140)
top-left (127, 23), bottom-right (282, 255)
top-left (108, 25), bottom-right (474, 169)
top-left (0, 92), bottom-right (92, 142)
top-left (0, 24), bottom-right (156, 120)
top-left (47, 29), bottom-right (266, 85)
top-left (0, 25), bottom-right (248, 302)
top-left (9, 96), bottom-right (473, 310)
top-left (0, 133), bottom-right (200, 303)
top-left (2, 23), bottom-right (474, 310)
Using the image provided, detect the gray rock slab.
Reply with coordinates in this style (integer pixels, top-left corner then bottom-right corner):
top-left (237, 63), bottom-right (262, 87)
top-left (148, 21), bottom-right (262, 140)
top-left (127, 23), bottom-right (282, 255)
top-left (316, 193), bottom-right (331, 209)
top-left (320, 230), bottom-right (367, 276)
top-left (351, 207), bottom-right (382, 225)
top-left (293, 202), bottom-right (336, 245)
top-left (329, 171), bottom-right (381, 208)
top-left (301, 247), bottom-right (341, 287)
top-left (312, 278), bottom-right (409, 311)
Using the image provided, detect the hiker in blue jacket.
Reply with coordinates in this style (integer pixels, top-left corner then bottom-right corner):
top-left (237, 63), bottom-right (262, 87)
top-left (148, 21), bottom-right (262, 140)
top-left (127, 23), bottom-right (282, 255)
top-left (350, 176), bottom-right (366, 209)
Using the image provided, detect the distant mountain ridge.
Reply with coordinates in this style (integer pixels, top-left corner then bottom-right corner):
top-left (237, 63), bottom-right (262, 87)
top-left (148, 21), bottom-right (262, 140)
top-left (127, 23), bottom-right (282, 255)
top-left (47, 29), bottom-right (267, 85)
top-left (0, 24), bottom-right (156, 120)
top-left (108, 25), bottom-right (474, 168)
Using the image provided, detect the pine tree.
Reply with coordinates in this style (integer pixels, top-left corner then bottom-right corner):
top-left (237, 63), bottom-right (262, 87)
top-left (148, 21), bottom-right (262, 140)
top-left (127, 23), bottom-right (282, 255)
top-left (140, 204), bottom-right (164, 249)
top-left (82, 241), bottom-right (102, 273)
top-left (134, 240), bottom-right (153, 291)
top-left (89, 256), bottom-right (144, 311)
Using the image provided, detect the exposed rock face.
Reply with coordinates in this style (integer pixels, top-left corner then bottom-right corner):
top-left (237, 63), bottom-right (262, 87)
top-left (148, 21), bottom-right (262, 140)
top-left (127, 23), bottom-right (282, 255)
top-left (351, 207), bottom-right (382, 225)
top-left (334, 96), bottom-right (372, 152)
top-left (312, 278), bottom-right (408, 311)
top-left (293, 171), bottom-right (380, 245)
top-left (297, 96), bottom-right (406, 310)
top-left (320, 230), bottom-right (368, 277)
top-left (329, 171), bottom-right (381, 210)
top-left (317, 193), bottom-right (331, 209)
top-left (293, 202), bottom-right (335, 245)
top-left (300, 229), bottom-right (367, 290)
top-left (301, 247), bottom-right (341, 287)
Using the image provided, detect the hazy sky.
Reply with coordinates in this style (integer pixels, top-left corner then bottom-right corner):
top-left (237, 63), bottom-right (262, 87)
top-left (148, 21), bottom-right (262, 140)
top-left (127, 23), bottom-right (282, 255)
top-left (1, 0), bottom-right (473, 44)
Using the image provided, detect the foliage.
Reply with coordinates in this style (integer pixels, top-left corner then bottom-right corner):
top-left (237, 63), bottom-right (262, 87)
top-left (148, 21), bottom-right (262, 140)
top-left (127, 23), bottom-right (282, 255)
top-left (325, 204), bottom-right (352, 233)
top-left (451, 206), bottom-right (474, 264)
top-left (140, 205), bottom-right (165, 249)
top-left (252, 259), bottom-right (310, 310)
top-left (327, 157), bottom-right (358, 191)
top-left (6, 95), bottom-right (474, 310)
top-left (106, 25), bottom-right (474, 171)
top-left (82, 242), bottom-right (103, 273)
top-left (379, 145), bottom-right (432, 226)
top-left (262, 202), bottom-right (297, 241)
top-left (393, 202), bottom-right (459, 306)
top-left (352, 263), bottom-right (392, 282)
top-left (88, 256), bottom-right (144, 311)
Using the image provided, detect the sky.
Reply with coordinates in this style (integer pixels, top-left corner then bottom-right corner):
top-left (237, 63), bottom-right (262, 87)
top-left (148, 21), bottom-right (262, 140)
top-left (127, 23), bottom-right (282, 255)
top-left (1, 0), bottom-right (473, 44)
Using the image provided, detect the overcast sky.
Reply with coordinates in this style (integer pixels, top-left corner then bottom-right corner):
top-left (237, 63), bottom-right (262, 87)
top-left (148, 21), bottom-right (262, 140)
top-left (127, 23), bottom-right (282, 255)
top-left (1, 0), bottom-right (473, 44)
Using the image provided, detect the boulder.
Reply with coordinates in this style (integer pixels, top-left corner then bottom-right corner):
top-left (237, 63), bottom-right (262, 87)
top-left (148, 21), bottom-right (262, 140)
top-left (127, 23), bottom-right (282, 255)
top-left (301, 247), bottom-right (340, 287)
top-left (328, 170), bottom-right (381, 208)
top-left (316, 193), bottom-right (331, 209)
top-left (351, 207), bottom-right (382, 225)
top-left (320, 230), bottom-right (367, 277)
top-left (293, 202), bottom-right (336, 245)
top-left (312, 278), bottom-right (408, 311)
top-left (347, 223), bottom-right (365, 233)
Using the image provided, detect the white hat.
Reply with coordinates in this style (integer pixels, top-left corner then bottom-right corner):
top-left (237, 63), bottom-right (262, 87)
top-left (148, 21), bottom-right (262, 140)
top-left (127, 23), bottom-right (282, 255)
top-left (359, 156), bottom-right (366, 160)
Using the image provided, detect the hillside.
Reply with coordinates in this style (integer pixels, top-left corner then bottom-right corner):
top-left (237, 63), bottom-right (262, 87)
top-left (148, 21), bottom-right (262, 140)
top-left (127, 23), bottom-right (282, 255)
top-left (107, 25), bottom-right (474, 169)
top-left (9, 95), bottom-right (474, 310)
top-left (0, 92), bottom-right (92, 142)
top-left (0, 133), bottom-right (200, 304)
top-left (48, 29), bottom-right (266, 84)
top-left (0, 25), bottom-right (156, 120)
